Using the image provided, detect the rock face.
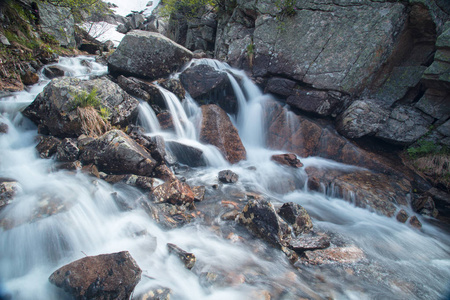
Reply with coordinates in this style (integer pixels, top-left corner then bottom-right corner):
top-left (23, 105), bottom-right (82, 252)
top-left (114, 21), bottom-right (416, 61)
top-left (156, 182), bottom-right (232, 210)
top-left (79, 130), bottom-right (157, 176)
top-left (108, 31), bottom-right (193, 80)
top-left (23, 77), bottom-right (138, 138)
top-left (38, 2), bottom-right (76, 48)
top-left (49, 251), bottom-right (142, 300)
top-left (200, 104), bottom-right (246, 163)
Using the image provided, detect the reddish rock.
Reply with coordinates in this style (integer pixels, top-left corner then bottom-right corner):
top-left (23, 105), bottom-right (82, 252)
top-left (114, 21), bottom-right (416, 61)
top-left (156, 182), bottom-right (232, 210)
top-left (409, 216), bottom-right (422, 229)
top-left (21, 70), bottom-right (39, 85)
top-left (301, 246), bottom-right (365, 265)
top-left (271, 153), bottom-right (303, 168)
top-left (200, 104), bottom-right (246, 164)
top-left (35, 135), bottom-right (61, 158)
top-left (49, 251), bottom-right (142, 300)
top-left (192, 186), bottom-right (206, 202)
top-left (151, 179), bottom-right (195, 205)
top-left (396, 209), bottom-right (409, 223)
top-left (157, 112), bottom-right (175, 131)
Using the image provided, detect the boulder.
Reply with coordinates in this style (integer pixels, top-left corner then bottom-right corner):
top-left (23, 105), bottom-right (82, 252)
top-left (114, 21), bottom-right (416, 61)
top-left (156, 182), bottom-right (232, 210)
top-left (117, 75), bottom-right (165, 108)
top-left (200, 104), bottom-right (246, 163)
top-left (35, 135), bottom-right (61, 158)
top-left (336, 100), bottom-right (390, 139)
top-left (166, 141), bottom-right (206, 167)
top-left (134, 286), bottom-right (172, 300)
top-left (105, 174), bottom-right (154, 192)
top-left (167, 243), bottom-right (196, 269)
top-left (0, 121), bottom-right (8, 134)
top-left (21, 70), bottom-right (39, 85)
top-left (396, 209), bottom-right (409, 223)
top-left (23, 77), bottom-right (139, 138)
top-left (270, 154), bottom-right (303, 168)
top-left (218, 170), bottom-right (239, 184)
top-left (56, 138), bottom-right (79, 162)
top-left (151, 179), bottom-right (195, 205)
top-left (409, 216), bottom-right (422, 229)
top-left (159, 78), bottom-right (186, 100)
top-left (192, 186), bottom-right (206, 202)
top-left (79, 130), bottom-right (157, 176)
top-left (415, 89), bottom-right (450, 124)
top-left (43, 66), bottom-right (65, 79)
top-left (49, 251), bottom-right (141, 299)
top-left (108, 31), bottom-right (193, 80)
top-left (0, 179), bottom-right (19, 210)
top-left (38, 2), bottom-right (76, 47)
top-left (277, 202), bottom-right (312, 235)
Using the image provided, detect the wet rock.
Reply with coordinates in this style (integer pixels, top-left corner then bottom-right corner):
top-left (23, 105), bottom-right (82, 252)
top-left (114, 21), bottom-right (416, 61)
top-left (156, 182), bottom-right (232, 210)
top-left (411, 195), bottom-right (438, 218)
top-left (180, 64), bottom-right (229, 99)
top-left (289, 234), bottom-right (330, 253)
top-left (200, 104), bottom-right (246, 163)
top-left (157, 112), bottom-right (174, 131)
top-left (427, 188), bottom-right (450, 219)
top-left (159, 78), bottom-right (186, 100)
top-left (117, 75), bottom-right (165, 108)
top-left (300, 246), bottom-right (365, 265)
top-left (305, 168), bottom-right (410, 217)
top-left (154, 164), bottom-right (177, 182)
top-left (415, 89), bottom-right (450, 125)
top-left (336, 100), bottom-right (390, 139)
top-left (43, 65), bottom-right (65, 79)
top-left (151, 179), bottom-right (195, 205)
top-left (167, 243), bottom-right (196, 269)
top-left (270, 154), bottom-right (303, 168)
top-left (218, 170), bottom-right (239, 184)
top-left (35, 135), bottom-right (61, 158)
top-left (0, 179), bottom-right (19, 210)
top-left (49, 251), bottom-right (142, 300)
top-left (396, 209), bottom-right (409, 223)
top-left (105, 175), bottom-right (154, 192)
top-left (277, 202), bottom-right (312, 235)
top-left (21, 70), bottom-right (39, 85)
top-left (134, 286), bottom-right (172, 300)
top-left (79, 129), bottom-right (157, 176)
top-left (0, 119), bottom-right (8, 134)
top-left (108, 30), bottom-right (193, 80)
top-left (23, 77), bottom-right (139, 138)
top-left (192, 185), bottom-right (206, 202)
top-left (422, 23), bottom-right (450, 89)
top-left (238, 199), bottom-right (291, 248)
top-left (56, 138), bottom-right (79, 162)
top-left (166, 141), bottom-right (206, 167)
top-left (409, 216), bottom-right (422, 229)
top-left (221, 210), bottom-right (239, 221)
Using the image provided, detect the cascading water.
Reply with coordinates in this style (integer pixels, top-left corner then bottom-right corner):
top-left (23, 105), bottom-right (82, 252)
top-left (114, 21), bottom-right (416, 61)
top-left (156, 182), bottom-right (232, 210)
top-left (0, 56), bottom-right (449, 300)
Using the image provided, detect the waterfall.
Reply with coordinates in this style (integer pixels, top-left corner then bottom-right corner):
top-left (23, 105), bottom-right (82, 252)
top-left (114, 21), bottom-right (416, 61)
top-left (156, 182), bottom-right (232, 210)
top-left (1, 56), bottom-right (449, 300)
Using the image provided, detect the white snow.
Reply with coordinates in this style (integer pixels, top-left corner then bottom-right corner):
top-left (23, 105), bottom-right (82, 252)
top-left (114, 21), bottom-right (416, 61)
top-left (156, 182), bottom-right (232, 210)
top-left (107, 0), bottom-right (160, 17)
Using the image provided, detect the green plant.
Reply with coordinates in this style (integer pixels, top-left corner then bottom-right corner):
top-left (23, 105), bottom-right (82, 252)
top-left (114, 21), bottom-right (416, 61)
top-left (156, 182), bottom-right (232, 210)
top-left (40, 0), bottom-right (111, 24)
top-left (98, 106), bottom-right (111, 121)
top-left (71, 88), bottom-right (101, 109)
top-left (407, 139), bottom-right (441, 159)
top-left (161, 0), bottom-right (219, 19)
top-left (274, 0), bottom-right (297, 31)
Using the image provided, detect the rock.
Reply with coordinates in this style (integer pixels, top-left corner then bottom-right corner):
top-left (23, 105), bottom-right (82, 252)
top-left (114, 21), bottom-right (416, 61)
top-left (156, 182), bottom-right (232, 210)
top-left (270, 154), bottom-right (303, 168)
top-left (117, 75), bottom-right (165, 107)
top-left (79, 130), bottom-right (157, 176)
top-left (218, 170), bottom-right (239, 184)
top-left (180, 64), bottom-right (229, 99)
top-left (305, 167), bottom-right (411, 217)
top-left (286, 87), bottom-right (345, 117)
top-left (108, 30), bottom-right (193, 80)
top-left (238, 199), bottom-right (291, 248)
top-left (409, 216), bottom-right (422, 229)
top-left (200, 104), bottom-right (246, 163)
top-left (376, 105), bottom-right (433, 145)
top-left (134, 286), bottom-right (172, 300)
top-left (0, 121), bottom-right (8, 134)
top-left (0, 180), bottom-right (19, 210)
top-left (43, 66), bottom-right (65, 79)
top-left (157, 112), bottom-right (174, 130)
top-left (415, 89), bottom-right (450, 124)
top-left (38, 2), bottom-right (76, 47)
top-left (151, 179), bottom-right (195, 205)
top-left (192, 185), bottom-right (206, 202)
top-left (336, 100), bottom-right (390, 139)
top-left (79, 43), bottom-right (102, 55)
top-left (411, 195), bottom-right (438, 218)
top-left (23, 77), bottom-right (139, 138)
top-left (166, 141), bottom-right (206, 167)
top-left (154, 164), bottom-right (177, 182)
top-left (167, 243), bottom-right (196, 269)
top-left (56, 138), bottom-right (79, 162)
top-left (221, 210), bottom-right (240, 221)
top-left (49, 251), bottom-right (141, 300)
top-left (159, 78), bottom-right (186, 100)
top-left (277, 202), bottom-right (312, 235)
top-left (289, 234), bottom-right (330, 253)
top-left (0, 33), bottom-right (10, 45)
top-left (105, 174), bottom-right (154, 192)
top-left (301, 246), bottom-right (365, 265)
top-left (35, 135), bottom-right (61, 158)
top-left (21, 70), bottom-right (39, 85)
top-left (427, 188), bottom-right (450, 219)
top-left (396, 209), bottom-right (409, 223)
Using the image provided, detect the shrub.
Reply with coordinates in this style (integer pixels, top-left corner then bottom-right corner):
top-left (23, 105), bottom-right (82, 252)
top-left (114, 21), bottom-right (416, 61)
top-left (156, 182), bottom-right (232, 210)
top-left (71, 88), bottom-right (101, 109)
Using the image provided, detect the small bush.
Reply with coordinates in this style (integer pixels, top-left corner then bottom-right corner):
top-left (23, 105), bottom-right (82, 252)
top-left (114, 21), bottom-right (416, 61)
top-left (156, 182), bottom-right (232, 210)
top-left (71, 88), bottom-right (101, 110)
top-left (407, 139), bottom-right (441, 159)
top-left (98, 106), bottom-right (111, 121)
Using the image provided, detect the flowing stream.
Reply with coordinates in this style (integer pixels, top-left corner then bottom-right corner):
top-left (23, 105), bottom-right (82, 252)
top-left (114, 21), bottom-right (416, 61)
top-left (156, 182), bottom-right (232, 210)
top-left (0, 56), bottom-right (449, 300)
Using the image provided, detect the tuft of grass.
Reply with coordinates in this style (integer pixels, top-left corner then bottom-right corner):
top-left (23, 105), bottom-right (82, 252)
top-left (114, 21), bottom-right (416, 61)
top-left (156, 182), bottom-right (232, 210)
top-left (98, 106), bottom-right (111, 122)
top-left (71, 88), bottom-right (101, 110)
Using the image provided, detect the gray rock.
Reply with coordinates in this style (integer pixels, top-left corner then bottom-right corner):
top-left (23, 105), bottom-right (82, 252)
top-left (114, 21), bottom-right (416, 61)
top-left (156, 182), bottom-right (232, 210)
top-left (38, 2), bottom-right (76, 48)
top-left (43, 66), bottom-right (65, 79)
top-left (56, 138), bottom-right (79, 162)
top-left (166, 141), bottom-right (206, 167)
top-left (179, 64), bottom-right (229, 98)
top-left (0, 119), bottom-right (8, 134)
top-left (49, 251), bottom-right (141, 300)
top-left (108, 31), bottom-right (193, 80)
top-left (129, 13), bottom-right (145, 29)
top-left (35, 135), bottom-right (61, 158)
top-left (0, 180), bottom-right (20, 210)
top-left (289, 234), bottom-right (330, 253)
top-left (415, 89), bottom-right (450, 122)
top-left (23, 77), bottom-right (139, 138)
top-left (337, 100), bottom-right (390, 139)
top-left (167, 243), bottom-right (196, 269)
top-left (437, 119), bottom-right (450, 137)
top-left (277, 202), bottom-right (313, 235)
top-left (218, 170), bottom-right (239, 184)
top-left (376, 105), bottom-right (433, 145)
top-left (0, 33), bottom-right (10, 46)
top-left (79, 129), bottom-right (157, 176)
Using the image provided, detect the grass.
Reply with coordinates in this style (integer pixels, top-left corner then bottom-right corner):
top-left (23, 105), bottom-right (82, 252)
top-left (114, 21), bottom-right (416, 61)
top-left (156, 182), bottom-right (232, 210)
top-left (77, 106), bottom-right (110, 137)
top-left (71, 88), bottom-right (101, 109)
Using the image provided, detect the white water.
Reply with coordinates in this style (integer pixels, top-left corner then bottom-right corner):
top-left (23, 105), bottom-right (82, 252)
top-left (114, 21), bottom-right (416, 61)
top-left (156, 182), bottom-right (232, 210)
top-left (1, 57), bottom-right (450, 300)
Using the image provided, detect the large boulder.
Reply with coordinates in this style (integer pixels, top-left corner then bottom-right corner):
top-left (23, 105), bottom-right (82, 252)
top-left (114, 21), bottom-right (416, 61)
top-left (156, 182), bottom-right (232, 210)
top-left (166, 141), bottom-right (206, 167)
top-left (108, 31), bottom-right (193, 80)
top-left (199, 104), bottom-right (246, 163)
top-left (49, 251), bottom-right (141, 300)
top-left (23, 77), bottom-right (139, 138)
top-left (38, 2), bottom-right (76, 48)
top-left (79, 130), bottom-right (158, 176)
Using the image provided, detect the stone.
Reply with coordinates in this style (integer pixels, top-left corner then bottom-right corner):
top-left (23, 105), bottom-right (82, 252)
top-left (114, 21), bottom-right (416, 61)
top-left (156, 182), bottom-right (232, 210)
top-left (21, 70), bottom-right (39, 85)
top-left (56, 138), bottom-right (79, 162)
top-left (270, 154), bottom-right (303, 168)
top-left (79, 129), bottom-right (157, 176)
top-left (0, 180), bottom-right (19, 210)
top-left (301, 246), bottom-right (365, 265)
top-left (108, 31), bottom-right (193, 80)
top-left (49, 251), bottom-right (141, 299)
top-left (151, 179), bottom-right (195, 205)
top-left (157, 112), bottom-right (174, 131)
top-left (105, 174), bottom-right (154, 192)
top-left (289, 234), bottom-right (330, 253)
top-left (117, 75), bottom-right (165, 107)
top-left (427, 188), bottom-right (450, 219)
top-left (0, 33), bottom-right (10, 45)
top-left (134, 286), bottom-right (172, 300)
top-left (415, 89), bottom-right (450, 123)
top-left (411, 195), bottom-right (439, 218)
top-left (396, 209), bottom-right (409, 223)
top-left (167, 243), bottom-right (196, 269)
top-left (422, 24), bottom-right (450, 89)
top-left (200, 104), bottom-right (246, 163)
top-left (0, 121), bottom-right (8, 134)
top-left (277, 202), bottom-right (312, 235)
top-left (43, 66), bottom-right (65, 79)
top-left (286, 87), bottom-right (344, 117)
top-left (376, 105), bottom-right (433, 145)
top-left (35, 135), bottom-right (61, 158)
top-left (38, 2), bottom-right (76, 47)
top-left (192, 185), bottom-right (206, 202)
top-left (179, 64), bottom-right (229, 99)
top-left (336, 100), bottom-right (390, 139)
top-left (166, 141), bottom-right (206, 167)
top-left (23, 77), bottom-right (139, 138)
top-left (159, 78), bottom-right (186, 100)
top-left (218, 170), bottom-right (239, 184)
top-left (409, 216), bottom-right (422, 229)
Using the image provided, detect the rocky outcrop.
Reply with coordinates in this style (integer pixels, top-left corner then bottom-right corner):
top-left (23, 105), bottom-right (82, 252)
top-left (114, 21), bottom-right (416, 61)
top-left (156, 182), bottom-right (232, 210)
top-left (79, 130), bottom-right (158, 176)
top-left (108, 31), bottom-right (193, 80)
top-left (38, 2), bottom-right (76, 48)
top-left (200, 104), bottom-right (246, 163)
top-left (49, 251), bottom-right (141, 300)
top-left (23, 77), bottom-right (139, 138)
